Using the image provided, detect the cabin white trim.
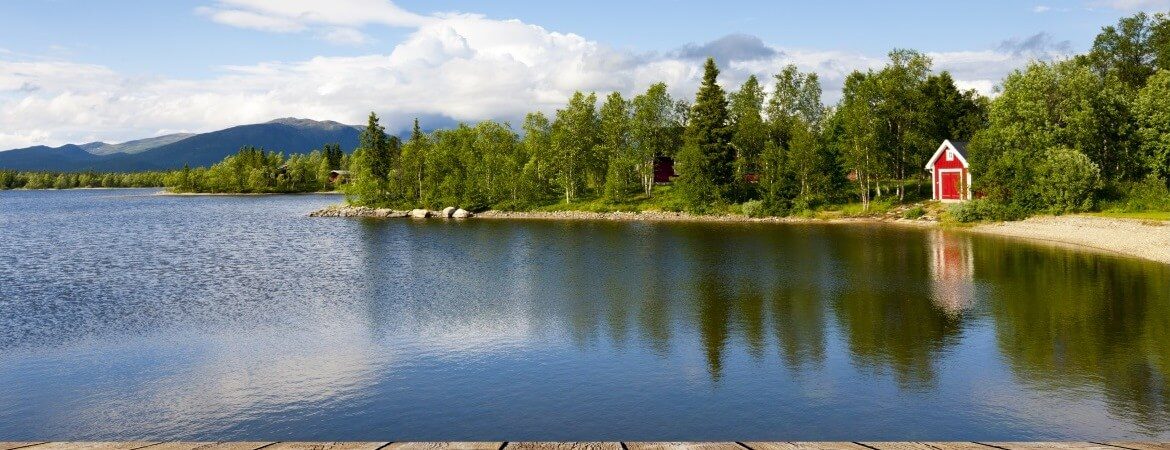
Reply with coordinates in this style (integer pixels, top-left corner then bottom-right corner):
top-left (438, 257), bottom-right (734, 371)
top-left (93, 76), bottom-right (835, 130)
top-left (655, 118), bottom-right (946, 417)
top-left (924, 139), bottom-right (969, 170)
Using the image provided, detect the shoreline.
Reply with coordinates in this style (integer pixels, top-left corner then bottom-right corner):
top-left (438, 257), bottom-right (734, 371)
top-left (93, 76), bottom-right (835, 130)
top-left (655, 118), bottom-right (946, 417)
top-left (310, 204), bottom-right (1170, 265)
top-left (307, 204), bottom-right (937, 227)
top-left (968, 215), bottom-right (1170, 265)
top-left (158, 191), bottom-right (343, 196)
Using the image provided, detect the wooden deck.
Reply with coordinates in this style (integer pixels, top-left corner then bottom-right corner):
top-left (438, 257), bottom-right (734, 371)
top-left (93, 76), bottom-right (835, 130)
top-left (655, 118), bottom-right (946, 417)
top-left (1, 443), bottom-right (1166, 450)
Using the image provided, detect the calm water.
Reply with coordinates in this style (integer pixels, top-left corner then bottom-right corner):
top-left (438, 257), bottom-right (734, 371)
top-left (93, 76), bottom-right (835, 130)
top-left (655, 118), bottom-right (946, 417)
top-left (1, 189), bottom-right (1168, 441)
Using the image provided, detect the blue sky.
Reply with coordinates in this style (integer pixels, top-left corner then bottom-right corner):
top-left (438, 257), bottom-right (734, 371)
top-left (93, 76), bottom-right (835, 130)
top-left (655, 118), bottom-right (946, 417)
top-left (1, 0), bottom-right (1167, 148)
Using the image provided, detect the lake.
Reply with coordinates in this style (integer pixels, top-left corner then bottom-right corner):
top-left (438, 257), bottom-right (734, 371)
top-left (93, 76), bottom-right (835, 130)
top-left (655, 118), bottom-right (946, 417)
top-left (1, 189), bottom-right (1168, 441)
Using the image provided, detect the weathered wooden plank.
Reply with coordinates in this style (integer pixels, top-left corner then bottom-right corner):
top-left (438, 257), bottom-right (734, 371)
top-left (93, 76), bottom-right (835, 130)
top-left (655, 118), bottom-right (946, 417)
top-left (980, 444), bottom-right (1119, 450)
top-left (261, 444), bottom-right (388, 450)
top-left (142, 443), bottom-right (275, 450)
top-left (384, 444), bottom-right (501, 450)
top-left (743, 442), bottom-right (870, 450)
top-left (0, 444), bottom-right (47, 450)
top-left (19, 443), bottom-right (159, 450)
top-left (860, 444), bottom-right (942, 450)
top-left (1104, 444), bottom-right (1170, 450)
top-left (505, 444), bottom-right (620, 450)
top-left (919, 444), bottom-right (999, 450)
top-left (625, 443), bottom-right (743, 450)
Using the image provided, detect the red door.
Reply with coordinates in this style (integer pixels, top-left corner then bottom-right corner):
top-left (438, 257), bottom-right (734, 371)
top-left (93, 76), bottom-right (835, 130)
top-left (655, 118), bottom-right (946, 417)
top-left (940, 171), bottom-right (961, 200)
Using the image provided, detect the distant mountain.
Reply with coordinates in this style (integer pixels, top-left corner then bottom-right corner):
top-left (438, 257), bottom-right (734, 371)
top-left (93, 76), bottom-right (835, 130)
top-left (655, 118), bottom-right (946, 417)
top-left (0, 144), bottom-right (104, 171)
top-left (0, 118), bottom-right (362, 172)
top-left (86, 133), bottom-right (197, 156)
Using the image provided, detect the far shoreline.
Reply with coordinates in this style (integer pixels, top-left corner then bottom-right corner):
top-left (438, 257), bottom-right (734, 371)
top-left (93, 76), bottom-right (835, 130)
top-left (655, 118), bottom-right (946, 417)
top-left (309, 204), bottom-right (1170, 266)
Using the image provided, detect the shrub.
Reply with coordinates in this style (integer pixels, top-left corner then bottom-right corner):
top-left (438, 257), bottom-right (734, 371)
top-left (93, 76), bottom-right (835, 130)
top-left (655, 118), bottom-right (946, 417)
top-left (947, 199), bottom-right (1030, 223)
top-left (1034, 146), bottom-right (1102, 213)
top-left (1102, 176), bottom-right (1170, 212)
top-left (902, 205), bottom-right (925, 219)
top-left (741, 200), bottom-right (765, 218)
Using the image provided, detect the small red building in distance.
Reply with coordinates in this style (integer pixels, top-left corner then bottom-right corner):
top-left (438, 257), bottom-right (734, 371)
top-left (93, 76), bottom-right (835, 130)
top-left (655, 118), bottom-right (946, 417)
top-left (925, 139), bottom-right (971, 202)
top-left (653, 156), bottom-right (676, 184)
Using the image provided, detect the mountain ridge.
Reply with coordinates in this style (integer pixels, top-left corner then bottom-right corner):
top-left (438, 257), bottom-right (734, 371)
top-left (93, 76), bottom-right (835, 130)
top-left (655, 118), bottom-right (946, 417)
top-left (0, 118), bottom-right (363, 172)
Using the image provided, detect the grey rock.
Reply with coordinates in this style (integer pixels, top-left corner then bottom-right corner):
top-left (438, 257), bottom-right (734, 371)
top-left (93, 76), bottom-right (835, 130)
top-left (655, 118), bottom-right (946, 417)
top-left (441, 206), bottom-right (457, 218)
top-left (453, 208), bottom-right (473, 219)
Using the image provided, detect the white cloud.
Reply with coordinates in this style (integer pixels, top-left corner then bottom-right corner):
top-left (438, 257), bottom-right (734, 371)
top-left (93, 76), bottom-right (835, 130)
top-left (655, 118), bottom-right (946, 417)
top-left (0, 2), bottom-right (1070, 149)
top-left (1089, 0), bottom-right (1170, 10)
top-left (195, 6), bottom-right (306, 33)
top-left (1034, 5), bottom-right (1054, 12)
top-left (321, 27), bottom-right (374, 46)
top-left (198, 0), bottom-right (431, 42)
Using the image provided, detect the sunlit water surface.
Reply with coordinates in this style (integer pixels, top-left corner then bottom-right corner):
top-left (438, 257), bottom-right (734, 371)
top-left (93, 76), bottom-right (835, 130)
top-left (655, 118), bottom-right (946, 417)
top-left (1, 189), bottom-right (1168, 441)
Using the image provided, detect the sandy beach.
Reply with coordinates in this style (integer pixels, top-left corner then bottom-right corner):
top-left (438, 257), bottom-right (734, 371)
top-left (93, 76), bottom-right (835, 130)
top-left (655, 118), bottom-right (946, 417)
top-left (969, 215), bottom-right (1170, 265)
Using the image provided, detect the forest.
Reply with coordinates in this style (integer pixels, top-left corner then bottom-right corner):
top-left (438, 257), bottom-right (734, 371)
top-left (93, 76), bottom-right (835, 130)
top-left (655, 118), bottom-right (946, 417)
top-left (4, 12), bottom-right (1168, 222)
top-left (339, 11), bottom-right (1170, 220)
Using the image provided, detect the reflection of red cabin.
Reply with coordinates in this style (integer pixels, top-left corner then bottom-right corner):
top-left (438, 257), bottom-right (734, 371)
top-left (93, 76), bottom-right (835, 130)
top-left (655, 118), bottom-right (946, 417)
top-left (653, 156), bottom-right (676, 184)
top-left (925, 140), bottom-right (971, 202)
top-left (928, 231), bottom-right (975, 314)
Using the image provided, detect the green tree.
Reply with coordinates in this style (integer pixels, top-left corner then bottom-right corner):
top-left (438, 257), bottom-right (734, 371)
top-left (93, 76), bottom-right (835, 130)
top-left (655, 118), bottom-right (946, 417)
top-left (730, 75), bottom-right (768, 179)
top-left (630, 83), bottom-right (675, 197)
top-left (599, 92), bottom-right (634, 202)
top-left (676, 57), bottom-right (734, 210)
top-left (400, 118), bottom-right (430, 203)
top-left (520, 112), bottom-right (554, 204)
top-left (1086, 12), bottom-right (1170, 90)
top-left (1035, 146), bottom-right (1102, 213)
top-left (1135, 70), bottom-right (1170, 183)
top-left (835, 71), bottom-right (882, 210)
top-left (550, 92), bottom-right (600, 203)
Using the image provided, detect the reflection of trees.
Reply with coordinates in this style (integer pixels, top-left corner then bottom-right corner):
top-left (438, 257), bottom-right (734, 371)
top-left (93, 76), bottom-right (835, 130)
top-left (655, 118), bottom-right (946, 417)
top-left (523, 221), bottom-right (1170, 427)
top-left (979, 238), bottom-right (1170, 429)
top-left (772, 283), bottom-right (827, 373)
top-left (830, 227), bottom-right (965, 390)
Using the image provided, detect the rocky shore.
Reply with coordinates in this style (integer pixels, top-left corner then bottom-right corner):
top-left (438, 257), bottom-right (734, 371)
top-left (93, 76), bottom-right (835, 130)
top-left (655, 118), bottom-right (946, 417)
top-left (307, 204), bottom-right (933, 225)
top-left (308, 205), bottom-right (473, 219)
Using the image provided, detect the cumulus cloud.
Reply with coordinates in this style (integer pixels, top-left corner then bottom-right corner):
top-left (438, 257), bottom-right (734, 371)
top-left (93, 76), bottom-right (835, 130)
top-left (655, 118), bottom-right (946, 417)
top-left (0, 0), bottom-right (1075, 149)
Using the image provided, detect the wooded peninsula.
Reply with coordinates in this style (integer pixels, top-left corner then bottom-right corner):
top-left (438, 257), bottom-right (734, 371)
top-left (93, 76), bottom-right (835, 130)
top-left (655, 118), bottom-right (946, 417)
top-left (4, 12), bottom-right (1169, 223)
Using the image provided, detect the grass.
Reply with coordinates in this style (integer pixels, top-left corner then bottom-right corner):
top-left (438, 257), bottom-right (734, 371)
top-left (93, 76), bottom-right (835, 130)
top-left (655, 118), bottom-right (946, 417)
top-left (1085, 210), bottom-right (1170, 221)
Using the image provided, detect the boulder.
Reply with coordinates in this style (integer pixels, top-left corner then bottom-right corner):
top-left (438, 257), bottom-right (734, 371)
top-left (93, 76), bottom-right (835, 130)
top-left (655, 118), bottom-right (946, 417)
top-left (441, 206), bottom-right (457, 218)
top-left (409, 208), bottom-right (431, 218)
top-left (452, 208), bottom-right (473, 219)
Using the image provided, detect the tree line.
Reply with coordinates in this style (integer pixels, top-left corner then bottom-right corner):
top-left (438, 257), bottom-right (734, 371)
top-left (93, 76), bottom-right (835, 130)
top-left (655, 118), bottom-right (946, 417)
top-left (0, 170), bottom-right (169, 190)
top-left (165, 144), bottom-right (346, 193)
top-left (343, 52), bottom-right (987, 215)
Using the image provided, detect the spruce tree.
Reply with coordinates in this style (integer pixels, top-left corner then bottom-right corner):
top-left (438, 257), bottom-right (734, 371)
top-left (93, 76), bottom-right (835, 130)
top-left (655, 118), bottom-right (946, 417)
top-left (676, 57), bottom-right (733, 210)
top-left (360, 112), bottom-right (391, 181)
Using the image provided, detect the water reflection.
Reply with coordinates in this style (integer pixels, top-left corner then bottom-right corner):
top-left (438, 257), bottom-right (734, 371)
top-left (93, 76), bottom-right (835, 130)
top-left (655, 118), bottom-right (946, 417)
top-left (3, 191), bottom-right (1170, 439)
top-left (929, 230), bottom-right (976, 314)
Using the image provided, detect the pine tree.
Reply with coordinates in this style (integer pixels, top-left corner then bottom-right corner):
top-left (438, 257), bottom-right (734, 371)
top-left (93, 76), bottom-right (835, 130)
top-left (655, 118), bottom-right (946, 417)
top-left (676, 58), bottom-right (733, 210)
top-left (360, 112), bottom-right (392, 181)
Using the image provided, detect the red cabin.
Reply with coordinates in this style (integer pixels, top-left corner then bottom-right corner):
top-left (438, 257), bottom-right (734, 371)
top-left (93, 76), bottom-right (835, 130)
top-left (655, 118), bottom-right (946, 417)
top-left (653, 156), bottom-right (676, 184)
top-left (925, 140), bottom-right (971, 202)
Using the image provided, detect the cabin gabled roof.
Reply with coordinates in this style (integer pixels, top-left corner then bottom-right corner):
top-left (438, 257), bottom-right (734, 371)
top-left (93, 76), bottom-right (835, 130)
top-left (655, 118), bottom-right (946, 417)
top-left (925, 139), bottom-right (970, 170)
